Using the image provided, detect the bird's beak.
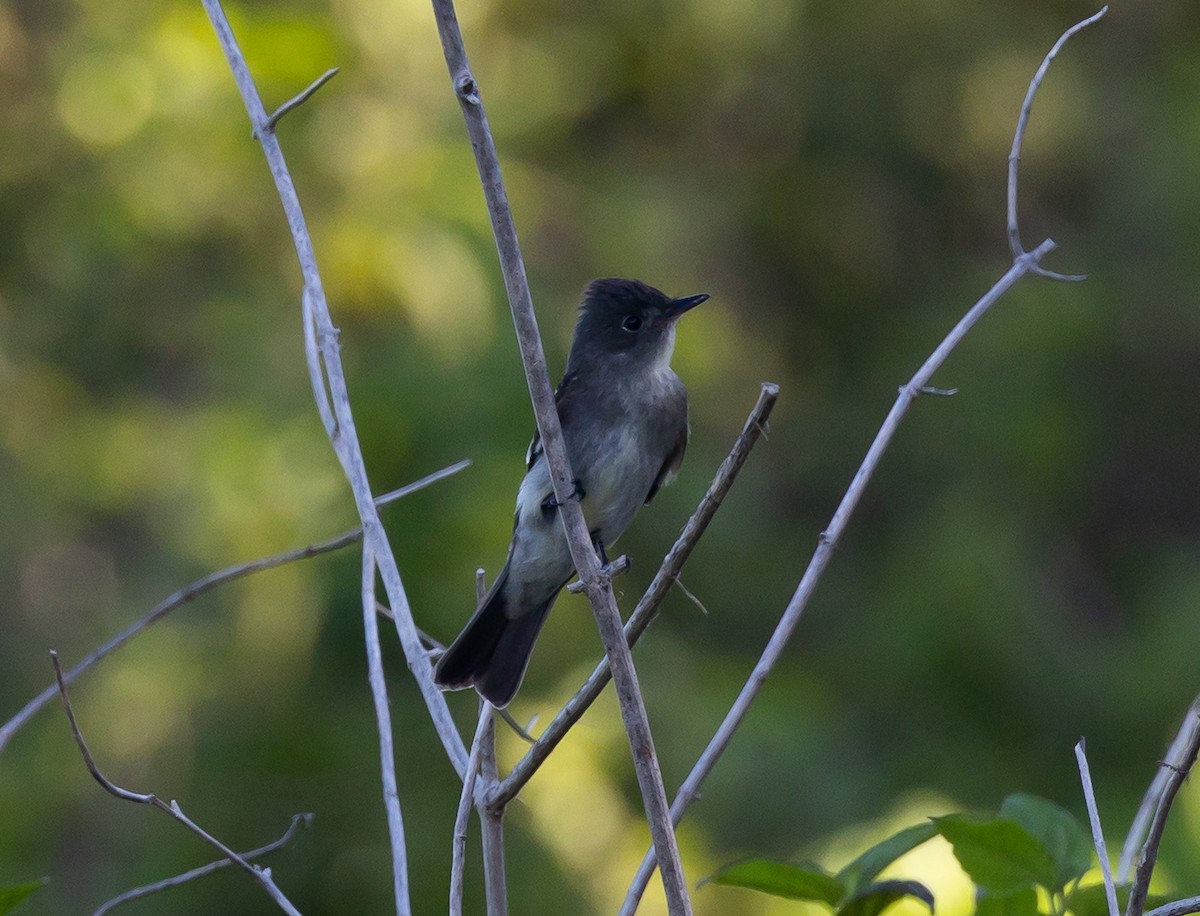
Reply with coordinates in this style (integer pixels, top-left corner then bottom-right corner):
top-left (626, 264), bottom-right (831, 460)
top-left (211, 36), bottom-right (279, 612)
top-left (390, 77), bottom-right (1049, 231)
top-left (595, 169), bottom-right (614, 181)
top-left (667, 293), bottom-right (709, 318)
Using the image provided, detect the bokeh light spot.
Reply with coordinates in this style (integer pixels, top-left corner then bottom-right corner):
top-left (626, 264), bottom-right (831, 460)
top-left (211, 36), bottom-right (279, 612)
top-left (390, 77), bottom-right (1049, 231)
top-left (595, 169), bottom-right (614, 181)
top-left (57, 52), bottom-right (155, 148)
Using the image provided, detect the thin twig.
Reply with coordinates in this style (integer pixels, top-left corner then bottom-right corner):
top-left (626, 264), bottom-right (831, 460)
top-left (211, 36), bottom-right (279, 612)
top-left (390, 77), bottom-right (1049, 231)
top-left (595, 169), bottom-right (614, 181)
top-left (200, 0), bottom-right (472, 782)
top-left (362, 549), bottom-right (413, 915)
top-left (470, 568), bottom-right (508, 913)
top-left (673, 577), bottom-right (710, 616)
top-left (621, 11), bottom-right (1105, 911)
top-left (451, 706), bottom-right (491, 916)
top-left (1126, 710), bottom-right (1200, 916)
top-left (1075, 739), bottom-right (1120, 916)
top-left (0, 460), bottom-right (468, 756)
top-left (489, 383), bottom-right (779, 810)
top-left (477, 709), bottom-right (507, 915)
top-left (1146, 899), bottom-right (1200, 916)
top-left (1119, 694), bottom-right (1200, 881)
top-left (50, 652), bottom-right (302, 915)
top-left (1007, 7), bottom-right (1107, 278)
top-left (264, 67), bottom-right (339, 132)
top-left (428, 0), bottom-right (690, 909)
top-left (93, 813), bottom-right (312, 915)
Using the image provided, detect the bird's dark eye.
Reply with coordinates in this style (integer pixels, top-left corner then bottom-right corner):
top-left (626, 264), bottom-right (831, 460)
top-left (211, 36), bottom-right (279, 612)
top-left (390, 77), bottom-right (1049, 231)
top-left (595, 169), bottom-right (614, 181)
top-left (621, 314), bottom-right (643, 333)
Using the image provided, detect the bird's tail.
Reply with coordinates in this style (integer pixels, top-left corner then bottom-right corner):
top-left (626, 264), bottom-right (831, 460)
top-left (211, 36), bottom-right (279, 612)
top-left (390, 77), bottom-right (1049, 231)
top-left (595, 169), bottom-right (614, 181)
top-left (433, 565), bottom-right (555, 708)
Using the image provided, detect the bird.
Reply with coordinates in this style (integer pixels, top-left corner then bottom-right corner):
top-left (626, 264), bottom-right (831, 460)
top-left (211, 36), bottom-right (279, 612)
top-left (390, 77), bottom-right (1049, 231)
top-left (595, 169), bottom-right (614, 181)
top-left (433, 278), bottom-right (708, 707)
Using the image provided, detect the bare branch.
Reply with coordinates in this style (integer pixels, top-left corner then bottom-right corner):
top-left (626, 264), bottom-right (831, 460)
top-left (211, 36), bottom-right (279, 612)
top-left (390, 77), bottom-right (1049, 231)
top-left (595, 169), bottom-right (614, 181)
top-left (1007, 6), bottom-right (1107, 271)
top-left (1119, 693), bottom-right (1200, 881)
top-left (621, 10), bottom-right (1106, 908)
top-left (199, 0), bottom-right (472, 780)
top-left (477, 710), bottom-right (507, 915)
top-left (264, 67), bottom-right (339, 132)
top-left (672, 577), bottom-right (710, 617)
top-left (51, 652), bottom-right (302, 915)
top-left (451, 706), bottom-right (491, 916)
top-left (428, 0), bottom-right (690, 908)
top-left (0, 460), bottom-right (468, 756)
top-left (489, 382), bottom-right (778, 809)
top-left (361, 549), bottom-right (413, 915)
top-left (1075, 739), bottom-right (1120, 916)
top-left (93, 813), bottom-right (312, 915)
top-left (1127, 709), bottom-right (1200, 916)
top-left (1146, 899), bottom-right (1200, 916)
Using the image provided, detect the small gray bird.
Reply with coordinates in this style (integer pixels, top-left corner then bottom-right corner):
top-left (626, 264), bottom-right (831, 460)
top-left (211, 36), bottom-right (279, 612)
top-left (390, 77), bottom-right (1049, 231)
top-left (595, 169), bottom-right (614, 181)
top-left (434, 278), bottom-right (707, 707)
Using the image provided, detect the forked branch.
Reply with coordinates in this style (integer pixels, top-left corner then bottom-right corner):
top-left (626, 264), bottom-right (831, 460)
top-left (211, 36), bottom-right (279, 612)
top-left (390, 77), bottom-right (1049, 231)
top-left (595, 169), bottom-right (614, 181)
top-left (51, 652), bottom-right (303, 916)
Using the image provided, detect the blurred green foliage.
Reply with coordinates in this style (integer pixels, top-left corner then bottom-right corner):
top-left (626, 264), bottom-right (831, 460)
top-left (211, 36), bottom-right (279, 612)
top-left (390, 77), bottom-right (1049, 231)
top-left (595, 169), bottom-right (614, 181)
top-left (2, 0), bottom-right (1199, 913)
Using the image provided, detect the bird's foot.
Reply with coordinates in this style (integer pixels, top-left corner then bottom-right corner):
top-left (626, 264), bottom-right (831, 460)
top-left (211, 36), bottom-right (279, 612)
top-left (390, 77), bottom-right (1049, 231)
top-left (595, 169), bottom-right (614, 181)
top-left (567, 554), bottom-right (631, 594)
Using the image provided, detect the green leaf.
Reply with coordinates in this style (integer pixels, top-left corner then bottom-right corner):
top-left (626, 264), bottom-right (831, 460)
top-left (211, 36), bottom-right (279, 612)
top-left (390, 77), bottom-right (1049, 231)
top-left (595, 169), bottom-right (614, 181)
top-left (976, 887), bottom-right (1041, 916)
top-left (0, 879), bottom-right (48, 916)
top-left (1065, 883), bottom-right (1170, 916)
top-left (999, 794), bottom-right (1092, 889)
top-left (838, 879), bottom-right (935, 916)
top-left (707, 858), bottom-right (845, 904)
top-left (838, 822), bottom-right (939, 895)
top-left (935, 814), bottom-right (1059, 894)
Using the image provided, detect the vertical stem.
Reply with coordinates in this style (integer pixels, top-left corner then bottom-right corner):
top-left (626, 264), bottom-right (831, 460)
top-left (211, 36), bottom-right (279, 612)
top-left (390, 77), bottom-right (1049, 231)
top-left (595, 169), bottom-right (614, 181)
top-left (451, 707), bottom-right (491, 916)
top-left (362, 549), bottom-right (412, 916)
top-left (478, 713), bottom-right (508, 916)
top-left (427, 0), bottom-right (691, 910)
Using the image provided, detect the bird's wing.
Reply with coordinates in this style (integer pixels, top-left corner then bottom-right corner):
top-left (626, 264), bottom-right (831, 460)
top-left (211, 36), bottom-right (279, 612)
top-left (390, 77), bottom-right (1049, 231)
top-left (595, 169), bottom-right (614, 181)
top-left (525, 371), bottom-right (580, 470)
top-left (645, 422), bottom-right (688, 505)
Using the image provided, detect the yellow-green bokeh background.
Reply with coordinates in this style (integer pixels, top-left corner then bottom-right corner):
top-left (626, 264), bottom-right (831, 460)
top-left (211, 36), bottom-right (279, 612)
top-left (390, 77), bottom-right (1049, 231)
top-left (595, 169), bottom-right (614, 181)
top-left (3, 0), bottom-right (1200, 913)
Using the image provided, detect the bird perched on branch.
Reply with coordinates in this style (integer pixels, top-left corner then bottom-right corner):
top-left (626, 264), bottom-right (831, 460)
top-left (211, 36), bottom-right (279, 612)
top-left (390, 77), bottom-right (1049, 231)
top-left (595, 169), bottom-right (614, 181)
top-left (434, 278), bottom-right (707, 707)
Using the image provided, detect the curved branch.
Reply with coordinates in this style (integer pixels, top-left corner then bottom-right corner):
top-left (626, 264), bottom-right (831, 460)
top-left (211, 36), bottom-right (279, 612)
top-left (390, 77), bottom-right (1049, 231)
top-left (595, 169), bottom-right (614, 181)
top-left (621, 8), bottom-right (1106, 912)
top-left (0, 461), bottom-right (468, 756)
top-left (199, 0), bottom-right (471, 781)
top-left (93, 813), bottom-right (312, 915)
top-left (51, 653), bottom-right (302, 915)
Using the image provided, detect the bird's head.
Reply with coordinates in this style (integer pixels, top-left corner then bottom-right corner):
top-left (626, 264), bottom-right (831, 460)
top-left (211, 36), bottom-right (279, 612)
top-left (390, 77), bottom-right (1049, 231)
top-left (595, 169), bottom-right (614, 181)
top-left (568, 278), bottom-right (708, 374)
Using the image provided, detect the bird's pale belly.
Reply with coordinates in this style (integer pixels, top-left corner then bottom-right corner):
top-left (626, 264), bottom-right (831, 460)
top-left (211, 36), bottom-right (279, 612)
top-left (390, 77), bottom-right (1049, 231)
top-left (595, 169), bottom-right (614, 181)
top-left (576, 425), bottom-right (656, 547)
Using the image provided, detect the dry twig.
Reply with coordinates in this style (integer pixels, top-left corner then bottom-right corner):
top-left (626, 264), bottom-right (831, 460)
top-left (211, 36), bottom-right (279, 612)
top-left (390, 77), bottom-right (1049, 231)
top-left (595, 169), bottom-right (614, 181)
top-left (620, 9), bottom-right (1106, 911)
top-left (362, 549), bottom-right (412, 914)
top-left (93, 814), bottom-right (312, 915)
top-left (1075, 739), bottom-right (1120, 916)
top-left (428, 0), bottom-right (690, 907)
top-left (450, 706), bottom-right (492, 916)
top-left (199, 0), bottom-right (472, 789)
top-left (1119, 693), bottom-right (1200, 881)
top-left (1126, 708), bottom-right (1200, 916)
top-left (473, 570), bottom-right (509, 915)
top-left (50, 652), bottom-right (303, 916)
top-left (0, 461), bottom-right (468, 756)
